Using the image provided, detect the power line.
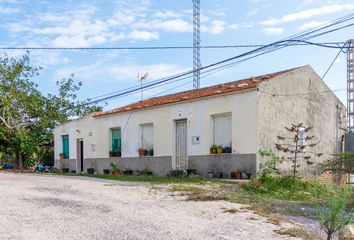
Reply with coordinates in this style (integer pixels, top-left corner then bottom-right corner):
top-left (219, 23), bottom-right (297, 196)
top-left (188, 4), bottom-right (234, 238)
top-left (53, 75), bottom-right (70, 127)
top-left (321, 42), bottom-right (347, 79)
top-left (0, 42), bottom-right (347, 51)
top-left (65, 13), bottom-right (354, 110)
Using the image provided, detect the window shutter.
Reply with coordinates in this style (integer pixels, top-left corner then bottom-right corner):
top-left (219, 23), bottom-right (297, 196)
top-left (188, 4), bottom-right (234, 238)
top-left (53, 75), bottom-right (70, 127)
top-left (214, 115), bottom-right (231, 147)
top-left (62, 135), bottom-right (69, 159)
top-left (142, 125), bottom-right (153, 149)
top-left (111, 129), bottom-right (121, 152)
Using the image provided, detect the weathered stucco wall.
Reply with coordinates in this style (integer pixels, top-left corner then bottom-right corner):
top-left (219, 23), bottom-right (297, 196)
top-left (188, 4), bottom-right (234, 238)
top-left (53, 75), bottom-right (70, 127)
top-left (257, 65), bottom-right (346, 174)
top-left (188, 154), bottom-right (257, 178)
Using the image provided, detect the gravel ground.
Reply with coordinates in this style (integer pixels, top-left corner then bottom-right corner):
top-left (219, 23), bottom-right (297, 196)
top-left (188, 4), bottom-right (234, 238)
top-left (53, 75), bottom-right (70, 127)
top-left (0, 173), bottom-right (298, 240)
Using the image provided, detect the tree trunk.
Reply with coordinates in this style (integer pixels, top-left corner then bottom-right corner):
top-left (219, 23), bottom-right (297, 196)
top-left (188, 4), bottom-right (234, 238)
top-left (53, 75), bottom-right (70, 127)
top-left (15, 152), bottom-right (23, 169)
top-left (18, 154), bottom-right (23, 169)
top-left (327, 231), bottom-right (333, 240)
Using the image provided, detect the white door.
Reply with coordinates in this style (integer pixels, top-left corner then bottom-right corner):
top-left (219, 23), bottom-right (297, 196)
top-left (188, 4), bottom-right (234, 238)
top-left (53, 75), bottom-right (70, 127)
top-left (175, 119), bottom-right (188, 170)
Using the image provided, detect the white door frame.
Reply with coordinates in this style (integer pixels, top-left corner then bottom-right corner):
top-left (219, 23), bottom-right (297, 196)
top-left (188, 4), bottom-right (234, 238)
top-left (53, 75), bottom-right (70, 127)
top-left (174, 119), bottom-right (188, 170)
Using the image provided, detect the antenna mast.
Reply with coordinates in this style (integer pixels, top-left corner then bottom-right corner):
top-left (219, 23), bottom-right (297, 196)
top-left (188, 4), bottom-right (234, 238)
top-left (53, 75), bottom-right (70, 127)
top-left (347, 39), bottom-right (354, 130)
top-left (193, 0), bottom-right (201, 89)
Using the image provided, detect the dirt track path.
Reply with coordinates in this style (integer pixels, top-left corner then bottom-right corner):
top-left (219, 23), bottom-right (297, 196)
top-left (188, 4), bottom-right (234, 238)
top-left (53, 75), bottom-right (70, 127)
top-left (0, 173), bottom-right (297, 240)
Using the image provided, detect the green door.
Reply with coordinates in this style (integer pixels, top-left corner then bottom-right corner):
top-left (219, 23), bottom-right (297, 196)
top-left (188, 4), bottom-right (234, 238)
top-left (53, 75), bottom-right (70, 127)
top-left (62, 135), bottom-right (69, 159)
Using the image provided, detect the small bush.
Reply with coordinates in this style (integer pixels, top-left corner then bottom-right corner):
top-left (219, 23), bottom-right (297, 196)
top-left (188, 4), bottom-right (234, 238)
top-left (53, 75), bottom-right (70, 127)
top-left (168, 170), bottom-right (186, 178)
top-left (316, 188), bottom-right (353, 240)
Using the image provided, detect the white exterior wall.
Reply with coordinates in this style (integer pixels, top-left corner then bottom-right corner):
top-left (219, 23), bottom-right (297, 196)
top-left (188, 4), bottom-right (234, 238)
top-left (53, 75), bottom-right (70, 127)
top-left (54, 90), bottom-right (259, 167)
top-left (257, 65), bottom-right (346, 173)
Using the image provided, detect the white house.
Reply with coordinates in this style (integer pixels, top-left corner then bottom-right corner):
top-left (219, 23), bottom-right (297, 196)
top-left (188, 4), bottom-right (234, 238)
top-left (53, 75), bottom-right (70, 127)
top-left (54, 65), bottom-right (346, 177)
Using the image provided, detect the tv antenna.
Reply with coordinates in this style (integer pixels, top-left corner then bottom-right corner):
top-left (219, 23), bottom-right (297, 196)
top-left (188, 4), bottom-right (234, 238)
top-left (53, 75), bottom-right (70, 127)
top-left (138, 72), bottom-right (149, 101)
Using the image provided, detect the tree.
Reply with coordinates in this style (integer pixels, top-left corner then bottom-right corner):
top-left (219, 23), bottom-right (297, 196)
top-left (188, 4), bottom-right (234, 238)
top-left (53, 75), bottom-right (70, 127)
top-left (0, 52), bottom-right (101, 168)
top-left (316, 188), bottom-right (353, 240)
top-left (275, 123), bottom-right (322, 177)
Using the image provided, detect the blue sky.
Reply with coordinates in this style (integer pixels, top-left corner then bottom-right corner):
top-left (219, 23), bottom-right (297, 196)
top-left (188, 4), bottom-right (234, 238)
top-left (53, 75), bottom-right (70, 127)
top-left (1, 0), bottom-right (354, 110)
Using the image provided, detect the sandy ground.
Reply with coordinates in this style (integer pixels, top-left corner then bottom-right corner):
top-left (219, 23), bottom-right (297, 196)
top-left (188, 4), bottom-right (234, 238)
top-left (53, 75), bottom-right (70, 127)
top-left (0, 173), bottom-right (298, 240)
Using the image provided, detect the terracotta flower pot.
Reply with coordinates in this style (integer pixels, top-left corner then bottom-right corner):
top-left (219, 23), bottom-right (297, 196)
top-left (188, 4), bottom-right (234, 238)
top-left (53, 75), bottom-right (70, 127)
top-left (138, 149), bottom-right (145, 157)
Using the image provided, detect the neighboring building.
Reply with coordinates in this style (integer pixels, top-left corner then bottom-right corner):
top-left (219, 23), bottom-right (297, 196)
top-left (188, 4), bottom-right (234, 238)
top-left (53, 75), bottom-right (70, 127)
top-left (54, 65), bottom-right (346, 177)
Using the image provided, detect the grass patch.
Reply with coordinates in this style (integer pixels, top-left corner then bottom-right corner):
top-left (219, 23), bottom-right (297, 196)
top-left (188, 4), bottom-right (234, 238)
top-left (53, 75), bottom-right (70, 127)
top-left (170, 183), bottom-right (228, 201)
top-left (274, 227), bottom-right (321, 240)
top-left (240, 175), bottom-right (336, 202)
top-left (62, 173), bottom-right (209, 184)
top-left (222, 207), bottom-right (241, 214)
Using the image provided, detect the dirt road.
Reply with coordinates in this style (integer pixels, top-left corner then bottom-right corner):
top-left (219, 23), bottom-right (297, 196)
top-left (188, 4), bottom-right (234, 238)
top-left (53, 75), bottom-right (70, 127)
top-left (0, 173), bottom-right (297, 240)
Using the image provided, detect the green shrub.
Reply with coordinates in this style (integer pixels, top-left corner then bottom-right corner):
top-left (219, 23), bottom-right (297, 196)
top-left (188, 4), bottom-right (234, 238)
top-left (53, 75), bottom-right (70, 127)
top-left (258, 149), bottom-right (285, 176)
top-left (168, 170), bottom-right (186, 178)
top-left (316, 188), bottom-right (353, 240)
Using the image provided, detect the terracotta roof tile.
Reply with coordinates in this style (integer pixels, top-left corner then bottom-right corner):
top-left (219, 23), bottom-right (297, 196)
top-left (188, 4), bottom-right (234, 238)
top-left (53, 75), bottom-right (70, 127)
top-left (93, 66), bottom-right (301, 117)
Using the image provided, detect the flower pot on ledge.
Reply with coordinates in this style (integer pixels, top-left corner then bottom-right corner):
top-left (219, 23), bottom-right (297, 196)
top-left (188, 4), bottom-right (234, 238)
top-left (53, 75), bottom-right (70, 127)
top-left (138, 148), bottom-right (146, 157)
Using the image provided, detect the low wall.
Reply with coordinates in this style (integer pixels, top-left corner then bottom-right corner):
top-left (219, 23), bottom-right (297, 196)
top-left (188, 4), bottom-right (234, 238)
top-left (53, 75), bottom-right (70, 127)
top-left (188, 154), bottom-right (257, 178)
top-left (54, 154), bottom-right (257, 178)
top-left (86, 156), bottom-right (173, 176)
top-left (54, 159), bottom-right (76, 171)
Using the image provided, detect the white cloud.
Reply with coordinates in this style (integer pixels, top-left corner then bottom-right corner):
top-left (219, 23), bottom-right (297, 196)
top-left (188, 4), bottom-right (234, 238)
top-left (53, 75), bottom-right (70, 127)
top-left (299, 20), bottom-right (329, 30)
top-left (0, 6), bottom-right (20, 14)
top-left (154, 10), bottom-right (183, 19)
top-left (135, 19), bottom-right (192, 33)
top-left (260, 4), bottom-right (354, 26)
top-left (201, 21), bottom-right (227, 34)
top-left (228, 23), bottom-right (239, 30)
top-left (247, 9), bottom-right (258, 16)
top-left (127, 31), bottom-right (159, 41)
top-left (208, 20), bottom-right (227, 34)
top-left (262, 27), bottom-right (284, 35)
top-left (54, 62), bottom-right (186, 84)
top-left (31, 51), bottom-right (69, 68)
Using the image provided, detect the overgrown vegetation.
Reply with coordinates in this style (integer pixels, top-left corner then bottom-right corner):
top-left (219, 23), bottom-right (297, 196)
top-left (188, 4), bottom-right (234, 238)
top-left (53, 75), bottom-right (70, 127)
top-left (316, 189), bottom-right (353, 240)
top-left (258, 149), bottom-right (285, 176)
top-left (241, 175), bottom-right (336, 202)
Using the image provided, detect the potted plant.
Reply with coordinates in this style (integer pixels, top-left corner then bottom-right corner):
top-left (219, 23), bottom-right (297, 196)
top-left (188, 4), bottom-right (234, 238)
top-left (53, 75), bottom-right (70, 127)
top-left (235, 170), bottom-right (242, 179)
top-left (138, 148), bottom-right (146, 157)
top-left (217, 146), bottom-right (224, 154)
top-left (110, 162), bottom-right (120, 175)
top-left (59, 153), bottom-right (65, 160)
top-left (86, 159), bottom-right (95, 174)
top-left (123, 168), bottom-right (133, 175)
top-left (224, 147), bottom-right (232, 153)
top-left (210, 145), bottom-right (217, 154)
top-left (141, 167), bottom-right (153, 176)
top-left (109, 150), bottom-right (121, 157)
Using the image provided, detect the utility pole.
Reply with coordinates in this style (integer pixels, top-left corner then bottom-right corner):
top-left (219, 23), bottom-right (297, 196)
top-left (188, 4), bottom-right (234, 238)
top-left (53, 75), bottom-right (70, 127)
top-left (347, 39), bottom-right (354, 130)
top-left (193, 0), bottom-right (201, 89)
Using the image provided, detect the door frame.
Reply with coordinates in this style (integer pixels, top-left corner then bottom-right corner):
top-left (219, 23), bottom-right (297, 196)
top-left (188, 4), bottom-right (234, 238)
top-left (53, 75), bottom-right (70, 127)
top-left (174, 119), bottom-right (188, 170)
top-left (76, 139), bottom-right (84, 173)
